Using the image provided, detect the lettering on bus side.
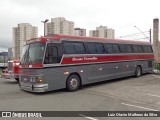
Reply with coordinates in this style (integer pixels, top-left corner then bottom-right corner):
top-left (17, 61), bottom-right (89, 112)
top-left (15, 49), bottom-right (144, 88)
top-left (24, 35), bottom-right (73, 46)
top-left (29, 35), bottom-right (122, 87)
top-left (72, 57), bottom-right (97, 62)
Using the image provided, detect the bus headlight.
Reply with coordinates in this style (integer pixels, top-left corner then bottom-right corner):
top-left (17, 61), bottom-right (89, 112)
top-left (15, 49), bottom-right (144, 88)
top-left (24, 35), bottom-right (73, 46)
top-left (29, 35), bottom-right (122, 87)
top-left (36, 77), bottom-right (43, 83)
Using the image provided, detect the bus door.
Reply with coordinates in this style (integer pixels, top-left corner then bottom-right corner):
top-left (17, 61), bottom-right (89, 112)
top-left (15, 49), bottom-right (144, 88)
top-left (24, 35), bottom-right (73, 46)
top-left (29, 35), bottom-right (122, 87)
top-left (45, 44), bottom-right (59, 64)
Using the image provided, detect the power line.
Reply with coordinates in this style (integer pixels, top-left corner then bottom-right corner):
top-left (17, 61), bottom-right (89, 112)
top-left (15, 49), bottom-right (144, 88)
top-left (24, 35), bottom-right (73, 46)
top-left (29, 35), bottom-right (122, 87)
top-left (131, 37), bottom-right (150, 41)
top-left (134, 26), bottom-right (150, 41)
top-left (117, 29), bottom-right (151, 42)
top-left (118, 31), bottom-right (149, 39)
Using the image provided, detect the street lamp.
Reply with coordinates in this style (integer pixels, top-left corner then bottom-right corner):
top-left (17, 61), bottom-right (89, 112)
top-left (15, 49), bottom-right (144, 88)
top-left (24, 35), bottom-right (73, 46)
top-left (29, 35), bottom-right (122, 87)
top-left (134, 26), bottom-right (151, 43)
top-left (41, 19), bottom-right (49, 37)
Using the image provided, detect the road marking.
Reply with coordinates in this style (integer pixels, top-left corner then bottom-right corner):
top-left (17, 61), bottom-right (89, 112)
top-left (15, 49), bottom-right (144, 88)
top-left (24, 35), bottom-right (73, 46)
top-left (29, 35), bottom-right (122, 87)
top-left (121, 103), bottom-right (159, 111)
top-left (152, 75), bottom-right (160, 79)
top-left (148, 94), bottom-right (160, 98)
top-left (79, 114), bottom-right (98, 120)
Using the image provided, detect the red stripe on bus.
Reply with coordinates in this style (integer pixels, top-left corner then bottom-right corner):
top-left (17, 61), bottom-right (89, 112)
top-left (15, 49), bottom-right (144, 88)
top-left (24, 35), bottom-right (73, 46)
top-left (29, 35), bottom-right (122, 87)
top-left (61, 55), bottom-right (154, 64)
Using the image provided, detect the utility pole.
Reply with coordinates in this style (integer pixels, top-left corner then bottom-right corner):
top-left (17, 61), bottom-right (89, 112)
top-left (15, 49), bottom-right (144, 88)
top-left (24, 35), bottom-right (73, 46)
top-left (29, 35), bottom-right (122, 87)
top-left (41, 19), bottom-right (49, 37)
top-left (3, 55), bottom-right (5, 67)
top-left (149, 29), bottom-right (151, 43)
top-left (153, 18), bottom-right (159, 62)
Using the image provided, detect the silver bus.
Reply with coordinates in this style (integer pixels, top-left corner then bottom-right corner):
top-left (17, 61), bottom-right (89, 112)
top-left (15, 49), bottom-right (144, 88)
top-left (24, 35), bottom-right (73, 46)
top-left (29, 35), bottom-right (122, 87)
top-left (19, 34), bottom-right (154, 92)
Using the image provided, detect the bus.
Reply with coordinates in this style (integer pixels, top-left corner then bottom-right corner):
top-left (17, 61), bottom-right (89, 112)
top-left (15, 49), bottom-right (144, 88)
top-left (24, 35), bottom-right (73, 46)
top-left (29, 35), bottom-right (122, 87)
top-left (19, 34), bottom-right (154, 92)
top-left (7, 59), bottom-right (20, 81)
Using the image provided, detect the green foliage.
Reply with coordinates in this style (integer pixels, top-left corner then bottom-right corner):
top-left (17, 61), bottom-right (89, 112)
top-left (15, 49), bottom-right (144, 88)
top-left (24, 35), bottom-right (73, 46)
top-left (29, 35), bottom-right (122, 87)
top-left (155, 62), bottom-right (160, 70)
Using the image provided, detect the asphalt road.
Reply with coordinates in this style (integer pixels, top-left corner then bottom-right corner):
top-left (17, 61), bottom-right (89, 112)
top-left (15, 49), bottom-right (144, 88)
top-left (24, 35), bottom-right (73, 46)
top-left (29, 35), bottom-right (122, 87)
top-left (0, 74), bottom-right (160, 120)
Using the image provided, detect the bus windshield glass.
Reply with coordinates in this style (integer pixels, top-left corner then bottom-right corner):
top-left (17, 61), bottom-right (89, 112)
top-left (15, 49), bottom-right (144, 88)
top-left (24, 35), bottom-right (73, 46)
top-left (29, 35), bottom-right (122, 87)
top-left (21, 42), bottom-right (45, 64)
top-left (8, 61), bottom-right (13, 71)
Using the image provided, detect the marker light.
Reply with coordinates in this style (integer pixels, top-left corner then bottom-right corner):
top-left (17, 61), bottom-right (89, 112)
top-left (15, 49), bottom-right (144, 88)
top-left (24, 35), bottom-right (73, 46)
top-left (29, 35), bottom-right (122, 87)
top-left (64, 70), bottom-right (69, 75)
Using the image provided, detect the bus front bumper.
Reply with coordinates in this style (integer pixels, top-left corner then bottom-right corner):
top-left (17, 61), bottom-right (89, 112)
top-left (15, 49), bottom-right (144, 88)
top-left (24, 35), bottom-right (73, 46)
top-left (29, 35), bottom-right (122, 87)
top-left (19, 83), bottom-right (48, 92)
top-left (2, 73), bottom-right (19, 80)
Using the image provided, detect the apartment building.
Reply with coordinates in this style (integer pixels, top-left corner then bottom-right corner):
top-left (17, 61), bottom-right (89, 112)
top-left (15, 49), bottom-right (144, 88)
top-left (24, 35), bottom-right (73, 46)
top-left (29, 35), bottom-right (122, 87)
top-left (8, 48), bottom-right (13, 60)
top-left (89, 26), bottom-right (115, 39)
top-left (46, 17), bottom-right (74, 36)
top-left (89, 30), bottom-right (97, 37)
top-left (13, 23), bottom-right (38, 59)
top-left (106, 28), bottom-right (115, 39)
top-left (74, 28), bottom-right (86, 36)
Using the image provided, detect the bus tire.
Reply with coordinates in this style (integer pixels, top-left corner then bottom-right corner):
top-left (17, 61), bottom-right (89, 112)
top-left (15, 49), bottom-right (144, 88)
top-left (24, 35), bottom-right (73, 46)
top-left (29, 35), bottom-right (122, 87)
top-left (66, 74), bottom-right (80, 91)
top-left (135, 66), bottom-right (142, 77)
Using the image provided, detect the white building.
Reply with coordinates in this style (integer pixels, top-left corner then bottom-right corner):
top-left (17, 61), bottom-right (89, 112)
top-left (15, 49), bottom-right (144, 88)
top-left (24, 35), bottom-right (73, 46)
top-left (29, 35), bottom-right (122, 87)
top-left (89, 26), bottom-right (115, 39)
top-left (13, 23), bottom-right (38, 59)
top-left (89, 30), bottom-right (97, 37)
top-left (8, 48), bottom-right (13, 60)
top-left (46, 17), bottom-right (74, 36)
top-left (74, 28), bottom-right (86, 36)
top-left (107, 28), bottom-right (115, 39)
top-left (96, 26), bottom-right (108, 38)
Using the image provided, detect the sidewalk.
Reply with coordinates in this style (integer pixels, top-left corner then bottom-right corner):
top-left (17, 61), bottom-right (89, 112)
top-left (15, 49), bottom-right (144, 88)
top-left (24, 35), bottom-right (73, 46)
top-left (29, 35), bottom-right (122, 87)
top-left (153, 69), bottom-right (160, 75)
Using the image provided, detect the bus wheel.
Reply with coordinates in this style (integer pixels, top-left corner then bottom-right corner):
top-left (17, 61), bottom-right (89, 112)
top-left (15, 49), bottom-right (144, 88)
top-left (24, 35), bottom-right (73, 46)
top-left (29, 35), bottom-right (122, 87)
top-left (135, 66), bottom-right (142, 77)
top-left (66, 74), bottom-right (80, 91)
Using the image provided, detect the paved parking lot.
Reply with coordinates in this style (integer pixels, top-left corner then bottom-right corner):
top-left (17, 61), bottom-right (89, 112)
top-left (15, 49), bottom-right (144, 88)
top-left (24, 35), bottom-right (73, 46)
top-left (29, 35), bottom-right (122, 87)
top-left (0, 74), bottom-right (160, 120)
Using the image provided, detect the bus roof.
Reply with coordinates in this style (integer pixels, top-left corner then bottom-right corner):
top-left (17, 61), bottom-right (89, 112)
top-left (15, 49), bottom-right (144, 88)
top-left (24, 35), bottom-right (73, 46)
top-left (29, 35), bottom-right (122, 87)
top-left (27, 34), bottom-right (151, 45)
top-left (47, 34), bottom-right (151, 45)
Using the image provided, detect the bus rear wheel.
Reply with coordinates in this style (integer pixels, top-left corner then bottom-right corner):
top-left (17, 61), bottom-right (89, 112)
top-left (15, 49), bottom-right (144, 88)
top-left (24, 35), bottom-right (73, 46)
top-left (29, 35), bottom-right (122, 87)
top-left (135, 66), bottom-right (142, 77)
top-left (66, 74), bottom-right (80, 91)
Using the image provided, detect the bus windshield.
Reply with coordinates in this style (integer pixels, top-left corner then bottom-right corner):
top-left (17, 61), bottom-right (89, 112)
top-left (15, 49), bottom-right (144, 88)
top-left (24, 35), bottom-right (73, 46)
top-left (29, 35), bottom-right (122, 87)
top-left (21, 42), bottom-right (45, 64)
top-left (8, 61), bottom-right (13, 71)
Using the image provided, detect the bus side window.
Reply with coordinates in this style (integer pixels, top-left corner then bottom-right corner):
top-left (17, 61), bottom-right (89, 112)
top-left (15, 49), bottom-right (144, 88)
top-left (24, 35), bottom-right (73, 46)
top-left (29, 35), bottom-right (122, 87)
top-left (45, 46), bottom-right (58, 64)
top-left (64, 42), bottom-right (76, 54)
top-left (126, 45), bottom-right (133, 53)
top-left (143, 45), bottom-right (148, 53)
top-left (112, 44), bottom-right (120, 53)
top-left (132, 45), bottom-right (139, 53)
top-left (74, 42), bottom-right (86, 54)
top-left (96, 43), bottom-right (105, 54)
top-left (137, 45), bottom-right (144, 53)
top-left (119, 44), bottom-right (128, 53)
top-left (87, 43), bottom-right (97, 54)
top-left (148, 46), bottom-right (153, 53)
top-left (105, 44), bottom-right (114, 53)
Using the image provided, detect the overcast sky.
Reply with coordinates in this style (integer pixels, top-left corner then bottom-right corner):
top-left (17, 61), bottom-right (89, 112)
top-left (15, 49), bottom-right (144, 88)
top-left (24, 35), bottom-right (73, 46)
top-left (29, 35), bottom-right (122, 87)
top-left (0, 0), bottom-right (160, 52)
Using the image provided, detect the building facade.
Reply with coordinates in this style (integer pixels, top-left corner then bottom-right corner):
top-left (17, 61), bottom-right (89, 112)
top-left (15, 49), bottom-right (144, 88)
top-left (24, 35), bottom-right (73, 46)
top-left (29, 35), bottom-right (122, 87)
top-left (74, 28), bottom-right (86, 36)
top-left (89, 30), bottom-right (97, 37)
top-left (89, 26), bottom-right (115, 39)
top-left (13, 23), bottom-right (38, 59)
top-left (8, 48), bottom-right (13, 60)
top-left (0, 52), bottom-right (8, 67)
top-left (107, 28), bottom-right (115, 39)
top-left (46, 17), bottom-right (74, 36)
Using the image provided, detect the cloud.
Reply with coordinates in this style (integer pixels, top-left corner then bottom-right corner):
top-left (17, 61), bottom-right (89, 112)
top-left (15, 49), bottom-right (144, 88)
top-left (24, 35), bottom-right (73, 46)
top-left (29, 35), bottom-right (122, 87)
top-left (0, 0), bottom-right (159, 52)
